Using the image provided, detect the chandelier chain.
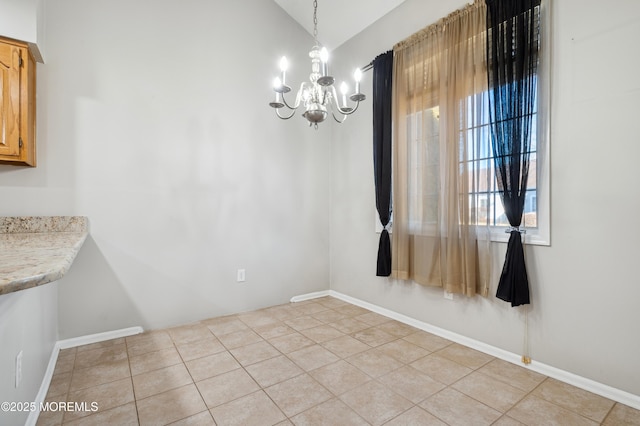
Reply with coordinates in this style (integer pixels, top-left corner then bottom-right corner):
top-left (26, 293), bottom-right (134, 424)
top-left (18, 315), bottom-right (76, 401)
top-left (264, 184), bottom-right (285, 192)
top-left (313, 0), bottom-right (318, 44)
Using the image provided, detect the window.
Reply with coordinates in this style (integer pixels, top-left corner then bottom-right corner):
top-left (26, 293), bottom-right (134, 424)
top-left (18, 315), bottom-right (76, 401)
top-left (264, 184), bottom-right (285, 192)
top-left (465, 85), bottom-right (540, 231)
top-left (407, 107), bottom-right (440, 234)
top-left (399, 83), bottom-right (547, 244)
top-left (487, 0), bottom-right (550, 246)
top-left (407, 5), bottom-right (550, 245)
top-left (386, 0), bottom-right (550, 248)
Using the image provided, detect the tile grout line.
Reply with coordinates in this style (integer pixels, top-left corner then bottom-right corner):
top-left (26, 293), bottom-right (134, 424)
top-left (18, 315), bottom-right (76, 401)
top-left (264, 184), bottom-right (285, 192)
top-left (520, 376), bottom-right (612, 425)
top-left (236, 317), bottom-right (328, 423)
top-left (233, 309), bottom-right (378, 423)
top-left (42, 297), bottom-right (639, 426)
top-left (58, 344), bottom-right (130, 425)
top-left (61, 348), bottom-right (77, 425)
top-left (472, 364), bottom-right (542, 418)
top-left (197, 320), bottom-right (289, 423)
top-left (419, 355), bottom-right (503, 425)
top-left (125, 336), bottom-right (141, 426)
top-left (167, 329), bottom-right (216, 425)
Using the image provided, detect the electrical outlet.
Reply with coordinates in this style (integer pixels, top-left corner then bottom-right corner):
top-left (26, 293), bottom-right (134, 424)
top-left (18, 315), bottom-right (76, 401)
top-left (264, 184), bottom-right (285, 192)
top-left (15, 351), bottom-right (22, 388)
top-left (237, 269), bottom-right (246, 282)
top-left (444, 290), bottom-right (453, 300)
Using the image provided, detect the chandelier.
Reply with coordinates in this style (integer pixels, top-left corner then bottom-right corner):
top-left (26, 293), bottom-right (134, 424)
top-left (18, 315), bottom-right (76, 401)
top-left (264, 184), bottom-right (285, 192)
top-left (269, 0), bottom-right (366, 129)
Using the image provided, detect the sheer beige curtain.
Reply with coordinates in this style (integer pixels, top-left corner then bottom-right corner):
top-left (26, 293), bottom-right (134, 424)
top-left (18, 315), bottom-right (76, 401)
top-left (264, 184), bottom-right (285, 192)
top-left (392, 1), bottom-right (491, 297)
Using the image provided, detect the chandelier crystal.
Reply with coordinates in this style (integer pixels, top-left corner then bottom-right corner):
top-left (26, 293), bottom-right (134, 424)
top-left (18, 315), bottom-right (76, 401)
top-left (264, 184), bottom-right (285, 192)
top-left (269, 0), bottom-right (365, 129)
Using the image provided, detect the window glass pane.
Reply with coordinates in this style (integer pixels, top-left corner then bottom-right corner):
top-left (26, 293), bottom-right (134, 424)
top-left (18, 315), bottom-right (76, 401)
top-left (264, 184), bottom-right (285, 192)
top-left (406, 92), bottom-right (538, 231)
top-left (476, 192), bottom-right (490, 226)
top-left (526, 152), bottom-right (537, 190)
top-left (478, 124), bottom-right (491, 159)
top-left (493, 192), bottom-right (510, 227)
top-left (523, 190), bottom-right (537, 228)
top-left (530, 112), bottom-right (538, 152)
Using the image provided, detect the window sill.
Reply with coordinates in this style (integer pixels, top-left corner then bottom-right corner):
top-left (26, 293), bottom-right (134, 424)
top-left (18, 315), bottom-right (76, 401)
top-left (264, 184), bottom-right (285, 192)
top-left (375, 223), bottom-right (550, 246)
top-left (488, 228), bottom-right (550, 246)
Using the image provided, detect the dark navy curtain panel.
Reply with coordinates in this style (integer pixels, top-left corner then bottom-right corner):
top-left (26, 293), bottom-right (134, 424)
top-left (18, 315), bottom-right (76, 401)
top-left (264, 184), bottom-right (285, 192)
top-left (372, 50), bottom-right (394, 277)
top-left (486, 0), bottom-right (540, 306)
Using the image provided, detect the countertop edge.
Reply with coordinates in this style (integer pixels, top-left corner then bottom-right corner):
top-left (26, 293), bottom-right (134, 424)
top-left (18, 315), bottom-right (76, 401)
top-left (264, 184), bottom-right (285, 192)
top-left (0, 216), bottom-right (89, 234)
top-left (0, 216), bottom-right (89, 295)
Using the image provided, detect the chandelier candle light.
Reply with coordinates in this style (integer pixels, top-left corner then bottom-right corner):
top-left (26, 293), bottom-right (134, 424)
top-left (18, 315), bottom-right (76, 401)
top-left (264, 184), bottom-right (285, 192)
top-left (269, 0), bottom-right (366, 129)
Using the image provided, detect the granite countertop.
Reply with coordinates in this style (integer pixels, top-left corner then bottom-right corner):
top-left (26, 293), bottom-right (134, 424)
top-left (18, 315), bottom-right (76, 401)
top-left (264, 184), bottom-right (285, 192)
top-left (0, 216), bottom-right (89, 295)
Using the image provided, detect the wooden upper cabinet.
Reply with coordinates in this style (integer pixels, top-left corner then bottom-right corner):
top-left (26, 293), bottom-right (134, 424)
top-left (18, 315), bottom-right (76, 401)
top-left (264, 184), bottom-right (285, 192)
top-left (0, 37), bottom-right (36, 166)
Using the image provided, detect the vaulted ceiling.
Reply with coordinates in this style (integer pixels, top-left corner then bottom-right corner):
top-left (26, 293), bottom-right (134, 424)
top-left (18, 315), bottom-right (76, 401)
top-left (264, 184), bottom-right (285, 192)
top-left (273, 0), bottom-right (407, 50)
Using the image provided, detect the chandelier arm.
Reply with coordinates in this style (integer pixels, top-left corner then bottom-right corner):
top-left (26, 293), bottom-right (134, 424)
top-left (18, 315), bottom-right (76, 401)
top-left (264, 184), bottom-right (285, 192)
top-left (281, 82), bottom-right (307, 110)
top-left (280, 92), bottom-right (297, 111)
top-left (331, 112), bottom-right (348, 124)
top-left (344, 100), bottom-right (361, 115)
top-left (328, 85), bottom-right (362, 116)
top-left (282, 93), bottom-right (298, 111)
top-left (276, 108), bottom-right (297, 120)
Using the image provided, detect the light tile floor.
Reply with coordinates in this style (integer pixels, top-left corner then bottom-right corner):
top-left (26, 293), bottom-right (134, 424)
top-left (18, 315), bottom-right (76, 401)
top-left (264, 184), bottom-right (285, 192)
top-left (37, 296), bottom-right (640, 426)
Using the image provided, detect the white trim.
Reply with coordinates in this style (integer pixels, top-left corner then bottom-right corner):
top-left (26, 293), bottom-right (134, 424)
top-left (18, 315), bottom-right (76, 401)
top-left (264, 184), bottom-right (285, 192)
top-left (56, 326), bottom-right (144, 350)
top-left (489, 0), bottom-right (553, 248)
top-left (25, 341), bottom-right (61, 426)
top-left (292, 289), bottom-right (640, 410)
top-left (289, 290), bottom-right (330, 303)
top-left (26, 327), bottom-right (144, 426)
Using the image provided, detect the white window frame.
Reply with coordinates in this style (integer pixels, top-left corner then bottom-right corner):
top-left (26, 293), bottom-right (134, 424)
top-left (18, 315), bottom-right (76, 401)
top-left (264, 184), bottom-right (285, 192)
top-left (490, 0), bottom-right (550, 247)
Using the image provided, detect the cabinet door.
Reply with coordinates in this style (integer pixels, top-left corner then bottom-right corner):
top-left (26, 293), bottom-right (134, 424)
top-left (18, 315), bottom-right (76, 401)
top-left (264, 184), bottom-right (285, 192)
top-left (0, 43), bottom-right (22, 158)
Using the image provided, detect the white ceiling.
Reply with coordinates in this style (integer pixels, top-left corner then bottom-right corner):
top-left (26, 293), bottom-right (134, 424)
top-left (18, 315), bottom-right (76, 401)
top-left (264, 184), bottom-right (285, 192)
top-left (273, 0), bottom-right (407, 50)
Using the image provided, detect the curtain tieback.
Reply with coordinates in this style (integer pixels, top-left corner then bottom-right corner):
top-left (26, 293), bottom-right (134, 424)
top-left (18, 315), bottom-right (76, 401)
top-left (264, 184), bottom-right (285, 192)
top-left (505, 226), bottom-right (526, 234)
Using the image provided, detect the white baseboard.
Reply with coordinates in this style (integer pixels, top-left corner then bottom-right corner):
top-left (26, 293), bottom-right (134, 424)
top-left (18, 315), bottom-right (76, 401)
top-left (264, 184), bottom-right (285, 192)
top-left (26, 326), bottom-right (144, 426)
top-left (293, 289), bottom-right (640, 411)
top-left (56, 326), bottom-right (144, 350)
top-left (25, 340), bottom-right (63, 426)
top-left (290, 290), bottom-right (330, 303)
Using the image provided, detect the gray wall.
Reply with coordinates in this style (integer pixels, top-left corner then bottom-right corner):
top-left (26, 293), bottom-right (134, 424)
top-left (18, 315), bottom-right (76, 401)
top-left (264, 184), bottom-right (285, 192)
top-left (0, 284), bottom-right (58, 426)
top-left (0, 0), bottom-right (331, 337)
top-left (329, 0), bottom-right (640, 396)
